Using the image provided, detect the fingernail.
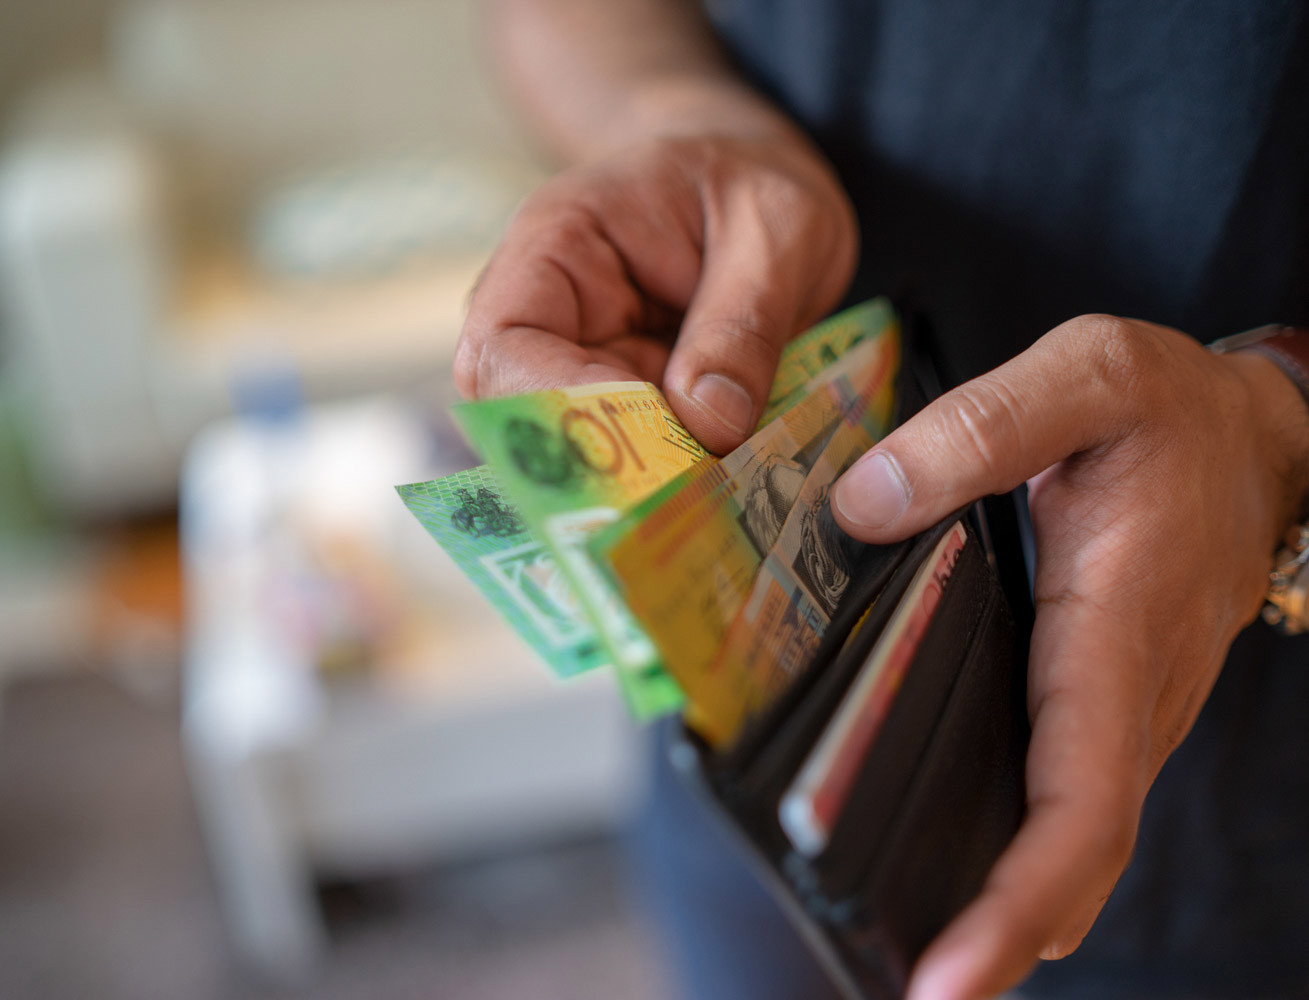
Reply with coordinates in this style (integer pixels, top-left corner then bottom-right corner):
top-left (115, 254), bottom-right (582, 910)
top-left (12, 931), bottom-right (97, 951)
top-left (689, 374), bottom-right (754, 437)
top-left (835, 451), bottom-right (909, 528)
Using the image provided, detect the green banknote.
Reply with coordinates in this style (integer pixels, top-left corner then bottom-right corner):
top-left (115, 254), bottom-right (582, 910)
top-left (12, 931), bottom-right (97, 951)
top-left (454, 381), bottom-right (706, 717)
top-left (396, 466), bottom-right (608, 678)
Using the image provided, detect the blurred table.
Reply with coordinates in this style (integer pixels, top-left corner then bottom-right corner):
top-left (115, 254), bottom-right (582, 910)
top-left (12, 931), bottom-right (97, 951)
top-left (180, 395), bottom-right (648, 983)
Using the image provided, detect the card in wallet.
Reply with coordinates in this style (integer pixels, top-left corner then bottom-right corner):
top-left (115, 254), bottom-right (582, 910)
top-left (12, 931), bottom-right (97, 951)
top-left (670, 330), bottom-right (1035, 1000)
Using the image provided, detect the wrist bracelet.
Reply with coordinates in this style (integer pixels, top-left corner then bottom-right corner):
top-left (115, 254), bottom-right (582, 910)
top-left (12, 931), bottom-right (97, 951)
top-left (1209, 324), bottom-right (1309, 635)
top-left (1210, 324), bottom-right (1309, 408)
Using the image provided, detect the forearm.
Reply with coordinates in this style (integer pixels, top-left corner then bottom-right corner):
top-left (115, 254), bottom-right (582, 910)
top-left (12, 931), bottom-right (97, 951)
top-left (485, 0), bottom-right (803, 163)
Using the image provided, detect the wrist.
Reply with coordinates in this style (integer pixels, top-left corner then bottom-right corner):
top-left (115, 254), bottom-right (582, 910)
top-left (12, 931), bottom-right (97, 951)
top-left (585, 71), bottom-right (812, 160)
top-left (1226, 349), bottom-right (1309, 538)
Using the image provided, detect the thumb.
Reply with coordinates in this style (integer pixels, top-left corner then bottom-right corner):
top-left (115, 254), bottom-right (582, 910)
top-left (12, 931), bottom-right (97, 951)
top-left (662, 197), bottom-right (850, 455)
top-left (831, 317), bottom-right (1142, 541)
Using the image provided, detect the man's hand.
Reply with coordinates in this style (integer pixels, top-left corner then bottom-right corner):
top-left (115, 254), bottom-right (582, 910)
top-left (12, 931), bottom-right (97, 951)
top-left (832, 315), bottom-right (1309, 999)
top-left (454, 133), bottom-right (857, 454)
top-left (461, 0), bottom-right (858, 454)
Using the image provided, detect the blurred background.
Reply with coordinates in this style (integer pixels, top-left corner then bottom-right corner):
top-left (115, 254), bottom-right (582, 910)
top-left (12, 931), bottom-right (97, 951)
top-left (0, 1), bottom-right (676, 996)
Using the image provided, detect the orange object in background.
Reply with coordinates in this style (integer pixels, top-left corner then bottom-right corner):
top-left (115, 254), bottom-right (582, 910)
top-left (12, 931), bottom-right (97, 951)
top-left (89, 516), bottom-right (185, 683)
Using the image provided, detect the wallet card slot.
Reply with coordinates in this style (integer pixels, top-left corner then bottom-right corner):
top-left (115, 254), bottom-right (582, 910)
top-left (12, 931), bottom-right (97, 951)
top-left (713, 538), bottom-right (911, 787)
top-left (801, 531), bottom-right (994, 902)
top-left (719, 514), bottom-right (966, 816)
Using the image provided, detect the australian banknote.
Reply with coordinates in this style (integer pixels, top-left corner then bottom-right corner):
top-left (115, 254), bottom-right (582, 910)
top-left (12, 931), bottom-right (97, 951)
top-left (453, 380), bottom-right (706, 716)
top-left (600, 329), bottom-right (899, 711)
top-left (396, 466), bottom-right (608, 678)
top-left (685, 386), bottom-right (899, 747)
top-left (757, 298), bottom-right (897, 426)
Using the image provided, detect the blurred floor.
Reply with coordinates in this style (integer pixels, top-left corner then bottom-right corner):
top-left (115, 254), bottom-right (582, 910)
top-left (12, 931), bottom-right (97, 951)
top-left (0, 675), bottom-right (674, 1000)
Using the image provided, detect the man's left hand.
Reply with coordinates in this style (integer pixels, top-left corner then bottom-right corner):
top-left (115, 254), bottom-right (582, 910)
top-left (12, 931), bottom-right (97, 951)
top-left (831, 314), bottom-right (1309, 999)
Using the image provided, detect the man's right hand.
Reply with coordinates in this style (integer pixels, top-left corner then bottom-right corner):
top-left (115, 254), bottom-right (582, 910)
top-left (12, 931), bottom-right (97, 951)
top-left (453, 132), bottom-right (858, 454)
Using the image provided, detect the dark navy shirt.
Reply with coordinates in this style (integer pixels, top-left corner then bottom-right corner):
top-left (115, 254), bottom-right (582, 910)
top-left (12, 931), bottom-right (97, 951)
top-left (705, 3), bottom-right (1309, 997)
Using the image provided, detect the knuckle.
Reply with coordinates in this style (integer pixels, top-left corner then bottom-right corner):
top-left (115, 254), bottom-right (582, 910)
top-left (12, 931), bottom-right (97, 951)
top-left (750, 166), bottom-right (841, 251)
top-left (1067, 314), bottom-right (1156, 400)
top-left (1149, 698), bottom-right (1201, 773)
top-left (512, 173), bottom-right (606, 244)
top-left (512, 178), bottom-right (572, 225)
top-left (531, 204), bottom-right (598, 259)
top-left (1148, 726), bottom-right (1183, 774)
top-left (692, 135), bottom-right (733, 177)
top-left (697, 303), bottom-right (785, 369)
top-left (938, 377), bottom-right (1026, 483)
top-left (451, 331), bottom-right (486, 398)
top-left (754, 169), bottom-right (811, 219)
top-left (1034, 781), bottom-right (1140, 877)
top-left (670, 134), bottom-right (739, 193)
top-left (701, 142), bottom-right (827, 229)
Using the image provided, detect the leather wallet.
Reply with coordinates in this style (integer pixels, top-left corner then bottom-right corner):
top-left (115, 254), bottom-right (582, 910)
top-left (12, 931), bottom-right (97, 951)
top-left (670, 325), bottom-right (1035, 999)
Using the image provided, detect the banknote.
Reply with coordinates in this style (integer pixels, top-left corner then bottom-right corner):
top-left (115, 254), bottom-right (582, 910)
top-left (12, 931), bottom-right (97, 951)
top-left (586, 298), bottom-right (899, 608)
top-left (588, 298), bottom-right (898, 562)
top-left (454, 381), bottom-right (707, 715)
top-left (396, 466), bottom-right (607, 678)
top-left (611, 326), bottom-right (897, 562)
top-left (644, 343), bottom-right (900, 748)
top-left (760, 298), bottom-right (898, 427)
top-left (604, 329), bottom-right (899, 734)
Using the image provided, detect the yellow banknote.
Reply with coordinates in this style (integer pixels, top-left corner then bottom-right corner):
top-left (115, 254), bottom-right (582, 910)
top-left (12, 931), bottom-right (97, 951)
top-left (606, 327), bottom-right (899, 718)
top-left (759, 298), bottom-right (898, 426)
top-left (686, 389), bottom-right (897, 747)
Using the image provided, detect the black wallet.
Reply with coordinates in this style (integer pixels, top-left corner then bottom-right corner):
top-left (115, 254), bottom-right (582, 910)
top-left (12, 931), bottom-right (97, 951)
top-left (671, 326), bottom-right (1036, 1000)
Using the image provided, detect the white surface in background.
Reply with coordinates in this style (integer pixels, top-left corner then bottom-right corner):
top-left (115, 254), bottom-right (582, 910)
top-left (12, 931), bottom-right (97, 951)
top-left (180, 396), bottom-right (648, 982)
top-left (0, 116), bottom-right (179, 507)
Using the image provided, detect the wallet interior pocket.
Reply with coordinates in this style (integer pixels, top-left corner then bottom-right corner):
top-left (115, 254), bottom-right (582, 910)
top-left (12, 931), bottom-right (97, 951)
top-left (784, 519), bottom-right (1026, 997)
top-left (802, 526), bottom-right (1000, 905)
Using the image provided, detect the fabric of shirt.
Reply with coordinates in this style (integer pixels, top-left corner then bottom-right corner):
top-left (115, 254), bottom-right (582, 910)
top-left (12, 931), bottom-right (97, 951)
top-left (701, 2), bottom-right (1309, 997)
